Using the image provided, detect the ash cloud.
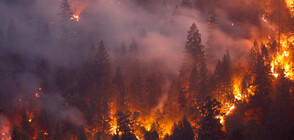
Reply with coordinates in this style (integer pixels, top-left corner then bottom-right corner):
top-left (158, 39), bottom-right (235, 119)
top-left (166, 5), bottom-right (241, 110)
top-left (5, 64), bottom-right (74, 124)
top-left (0, 0), bottom-right (267, 129)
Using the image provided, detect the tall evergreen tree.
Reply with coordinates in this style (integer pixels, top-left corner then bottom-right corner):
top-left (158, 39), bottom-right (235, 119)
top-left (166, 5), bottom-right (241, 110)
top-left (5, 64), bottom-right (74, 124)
top-left (199, 61), bottom-right (208, 105)
top-left (95, 41), bottom-right (111, 89)
top-left (59, 0), bottom-right (74, 37)
top-left (112, 67), bottom-right (127, 111)
top-left (144, 123), bottom-right (159, 140)
top-left (88, 41), bottom-right (112, 134)
top-left (185, 23), bottom-right (205, 67)
top-left (145, 71), bottom-right (163, 109)
top-left (189, 65), bottom-right (200, 106)
top-left (265, 69), bottom-right (292, 140)
top-left (198, 96), bottom-right (225, 140)
top-left (170, 116), bottom-right (194, 140)
top-left (116, 111), bottom-right (137, 140)
top-left (179, 23), bottom-right (205, 110)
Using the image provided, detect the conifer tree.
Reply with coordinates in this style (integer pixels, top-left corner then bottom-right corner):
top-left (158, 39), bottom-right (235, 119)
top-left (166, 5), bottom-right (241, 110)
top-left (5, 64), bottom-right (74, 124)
top-left (170, 116), bottom-right (194, 140)
top-left (112, 67), bottom-right (127, 111)
top-left (185, 23), bottom-right (205, 67)
top-left (199, 96), bottom-right (225, 140)
top-left (189, 65), bottom-right (199, 105)
top-left (59, 0), bottom-right (74, 37)
top-left (116, 111), bottom-right (137, 140)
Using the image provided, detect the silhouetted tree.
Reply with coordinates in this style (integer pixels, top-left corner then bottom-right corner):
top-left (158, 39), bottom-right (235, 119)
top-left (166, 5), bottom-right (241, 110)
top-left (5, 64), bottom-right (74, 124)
top-left (11, 126), bottom-right (21, 140)
top-left (144, 123), bottom-right (159, 140)
top-left (78, 127), bottom-right (88, 140)
top-left (249, 41), bottom-right (272, 124)
top-left (116, 111), bottom-right (137, 140)
top-left (112, 67), bottom-right (127, 111)
top-left (199, 61), bottom-right (208, 105)
top-left (188, 65), bottom-right (200, 110)
top-left (185, 23), bottom-right (205, 66)
top-left (54, 125), bottom-right (63, 140)
top-left (170, 116), bottom-right (194, 140)
top-left (265, 69), bottom-right (292, 140)
top-left (198, 96), bottom-right (225, 140)
top-left (59, 0), bottom-right (74, 37)
top-left (145, 71), bottom-right (163, 109)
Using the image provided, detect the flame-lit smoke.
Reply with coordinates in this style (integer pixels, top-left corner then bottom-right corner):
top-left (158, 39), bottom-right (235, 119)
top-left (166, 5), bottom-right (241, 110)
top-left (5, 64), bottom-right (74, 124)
top-left (0, 115), bottom-right (10, 140)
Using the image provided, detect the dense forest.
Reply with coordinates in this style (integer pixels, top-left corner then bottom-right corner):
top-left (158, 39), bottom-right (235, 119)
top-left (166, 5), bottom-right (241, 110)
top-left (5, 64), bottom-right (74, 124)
top-left (0, 0), bottom-right (294, 139)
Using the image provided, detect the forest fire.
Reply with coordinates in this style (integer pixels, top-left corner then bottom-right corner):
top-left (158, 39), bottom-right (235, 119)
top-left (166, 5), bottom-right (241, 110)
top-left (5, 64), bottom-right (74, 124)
top-left (269, 35), bottom-right (294, 80)
top-left (0, 0), bottom-right (294, 140)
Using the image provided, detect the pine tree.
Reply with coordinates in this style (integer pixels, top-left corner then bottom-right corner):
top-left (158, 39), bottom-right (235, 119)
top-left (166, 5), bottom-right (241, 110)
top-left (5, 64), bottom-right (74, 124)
top-left (188, 65), bottom-right (199, 106)
top-left (198, 96), bottom-right (225, 140)
top-left (145, 71), bottom-right (163, 109)
top-left (54, 125), bottom-right (63, 140)
top-left (11, 126), bottom-right (21, 140)
top-left (248, 41), bottom-right (272, 124)
top-left (59, 0), bottom-right (74, 37)
top-left (199, 61), bottom-right (208, 105)
top-left (170, 116), bottom-right (194, 140)
top-left (144, 123), bottom-right (159, 140)
top-left (95, 41), bottom-right (111, 89)
top-left (265, 69), bottom-right (292, 139)
top-left (77, 127), bottom-right (88, 140)
top-left (112, 67), bottom-right (127, 111)
top-left (129, 72), bottom-right (146, 112)
top-left (88, 41), bottom-right (112, 134)
top-left (222, 51), bottom-right (234, 102)
top-left (116, 111), bottom-right (137, 140)
top-left (212, 52), bottom-right (233, 103)
top-left (178, 23), bottom-right (205, 110)
top-left (185, 23), bottom-right (205, 67)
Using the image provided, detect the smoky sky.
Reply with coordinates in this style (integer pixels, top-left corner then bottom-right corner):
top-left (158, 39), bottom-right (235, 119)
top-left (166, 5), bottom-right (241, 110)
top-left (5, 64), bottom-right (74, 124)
top-left (0, 0), bottom-right (271, 128)
top-left (0, 0), bottom-right (266, 72)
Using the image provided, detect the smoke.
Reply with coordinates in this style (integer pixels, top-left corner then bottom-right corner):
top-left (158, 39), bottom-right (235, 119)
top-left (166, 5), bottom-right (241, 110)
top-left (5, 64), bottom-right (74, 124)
top-left (0, 0), bottom-right (271, 127)
top-left (0, 115), bottom-right (10, 139)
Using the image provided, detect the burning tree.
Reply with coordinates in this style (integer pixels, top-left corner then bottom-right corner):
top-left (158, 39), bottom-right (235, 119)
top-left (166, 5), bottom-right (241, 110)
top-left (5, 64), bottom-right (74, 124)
top-left (198, 96), bottom-right (225, 140)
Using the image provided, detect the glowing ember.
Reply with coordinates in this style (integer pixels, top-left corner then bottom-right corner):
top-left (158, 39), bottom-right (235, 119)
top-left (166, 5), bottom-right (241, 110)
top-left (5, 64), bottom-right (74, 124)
top-left (35, 93), bottom-right (40, 98)
top-left (261, 15), bottom-right (268, 23)
top-left (71, 15), bottom-right (79, 21)
top-left (43, 131), bottom-right (48, 136)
